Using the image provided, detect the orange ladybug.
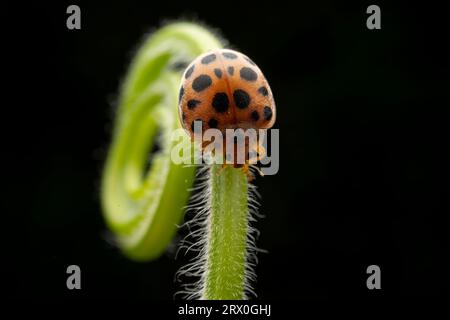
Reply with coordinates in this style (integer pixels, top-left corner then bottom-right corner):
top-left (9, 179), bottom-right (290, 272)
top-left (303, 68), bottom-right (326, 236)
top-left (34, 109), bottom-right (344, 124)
top-left (178, 49), bottom-right (276, 175)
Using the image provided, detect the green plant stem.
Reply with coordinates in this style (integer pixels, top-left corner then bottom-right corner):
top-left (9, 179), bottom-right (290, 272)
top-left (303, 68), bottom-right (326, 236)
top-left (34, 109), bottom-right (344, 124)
top-left (202, 165), bottom-right (249, 300)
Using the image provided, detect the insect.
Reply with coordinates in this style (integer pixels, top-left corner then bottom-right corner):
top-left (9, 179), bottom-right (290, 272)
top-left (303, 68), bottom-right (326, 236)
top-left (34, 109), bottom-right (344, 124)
top-left (178, 49), bottom-right (276, 178)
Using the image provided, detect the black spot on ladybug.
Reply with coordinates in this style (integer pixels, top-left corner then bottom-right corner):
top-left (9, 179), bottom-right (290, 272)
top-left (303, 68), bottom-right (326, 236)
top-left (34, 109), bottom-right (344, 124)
top-left (212, 92), bottom-right (229, 113)
top-left (223, 51), bottom-right (238, 59)
top-left (240, 67), bottom-right (258, 81)
top-left (185, 64), bottom-right (195, 79)
top-left (208, 118), bottom-right (218, 128)
top-left (233, 89), bottom-right (250, 109)
top-left (227, 66), bottom-right (234, 76)
top-left (192, 74), bottom-right (212, 92)
top-left (191, 119), bottom-right (203, 132)
top-left (214, 68), bottom-right (222, 79)
top-left (187, 99), bottom-right (201, 110)
top-left (201, 53), bottom-right (216, 64)
top-left (258, 86), bottom-right (269, 96)
top-left (263, 106), bottom-right (273, 121)
top-left (172, 61), bottom-right (189, 71)
top-left (251, 110), bottom-right (260, 121)
top-left (182, 112), bottom-right (186, 123)
top-left (179, 86), bottom-right (184, 103)
top-left (244, 56), bottom-right (256, 66)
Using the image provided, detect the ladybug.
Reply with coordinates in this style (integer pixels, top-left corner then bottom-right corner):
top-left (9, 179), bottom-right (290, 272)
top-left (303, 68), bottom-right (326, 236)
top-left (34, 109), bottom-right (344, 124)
top-left (178, 49), bottom-right (276, 176)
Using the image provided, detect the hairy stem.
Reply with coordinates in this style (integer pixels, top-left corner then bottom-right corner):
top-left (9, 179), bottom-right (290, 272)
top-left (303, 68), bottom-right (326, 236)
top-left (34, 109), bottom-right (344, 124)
top-left (102, 22), bottom-right (258, 300)
top-left (202, 165), bottom-right (249, 300)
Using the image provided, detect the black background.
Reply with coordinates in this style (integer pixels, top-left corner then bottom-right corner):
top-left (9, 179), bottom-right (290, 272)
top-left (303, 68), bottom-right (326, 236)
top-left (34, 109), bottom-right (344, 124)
top-left (4, 0), bottom-right (449, 301)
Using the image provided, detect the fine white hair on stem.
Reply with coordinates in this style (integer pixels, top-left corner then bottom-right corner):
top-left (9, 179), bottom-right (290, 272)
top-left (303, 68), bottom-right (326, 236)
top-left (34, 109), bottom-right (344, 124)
top-left (174, 164), bottom-right (263, 300)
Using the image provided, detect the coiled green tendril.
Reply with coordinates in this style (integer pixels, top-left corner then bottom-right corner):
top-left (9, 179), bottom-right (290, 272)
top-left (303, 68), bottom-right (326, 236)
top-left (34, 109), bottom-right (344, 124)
top-left (102, 22), bottom-right (256, 299)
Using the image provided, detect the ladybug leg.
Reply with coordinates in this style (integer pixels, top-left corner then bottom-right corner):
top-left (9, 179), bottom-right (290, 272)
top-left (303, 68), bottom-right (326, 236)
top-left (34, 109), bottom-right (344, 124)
top-left (243, 143), bottom-right (265, 180)
top-left (253, 166), bottom-right (265, 177)
top-left (256, 143), bottom-right (266, 162)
